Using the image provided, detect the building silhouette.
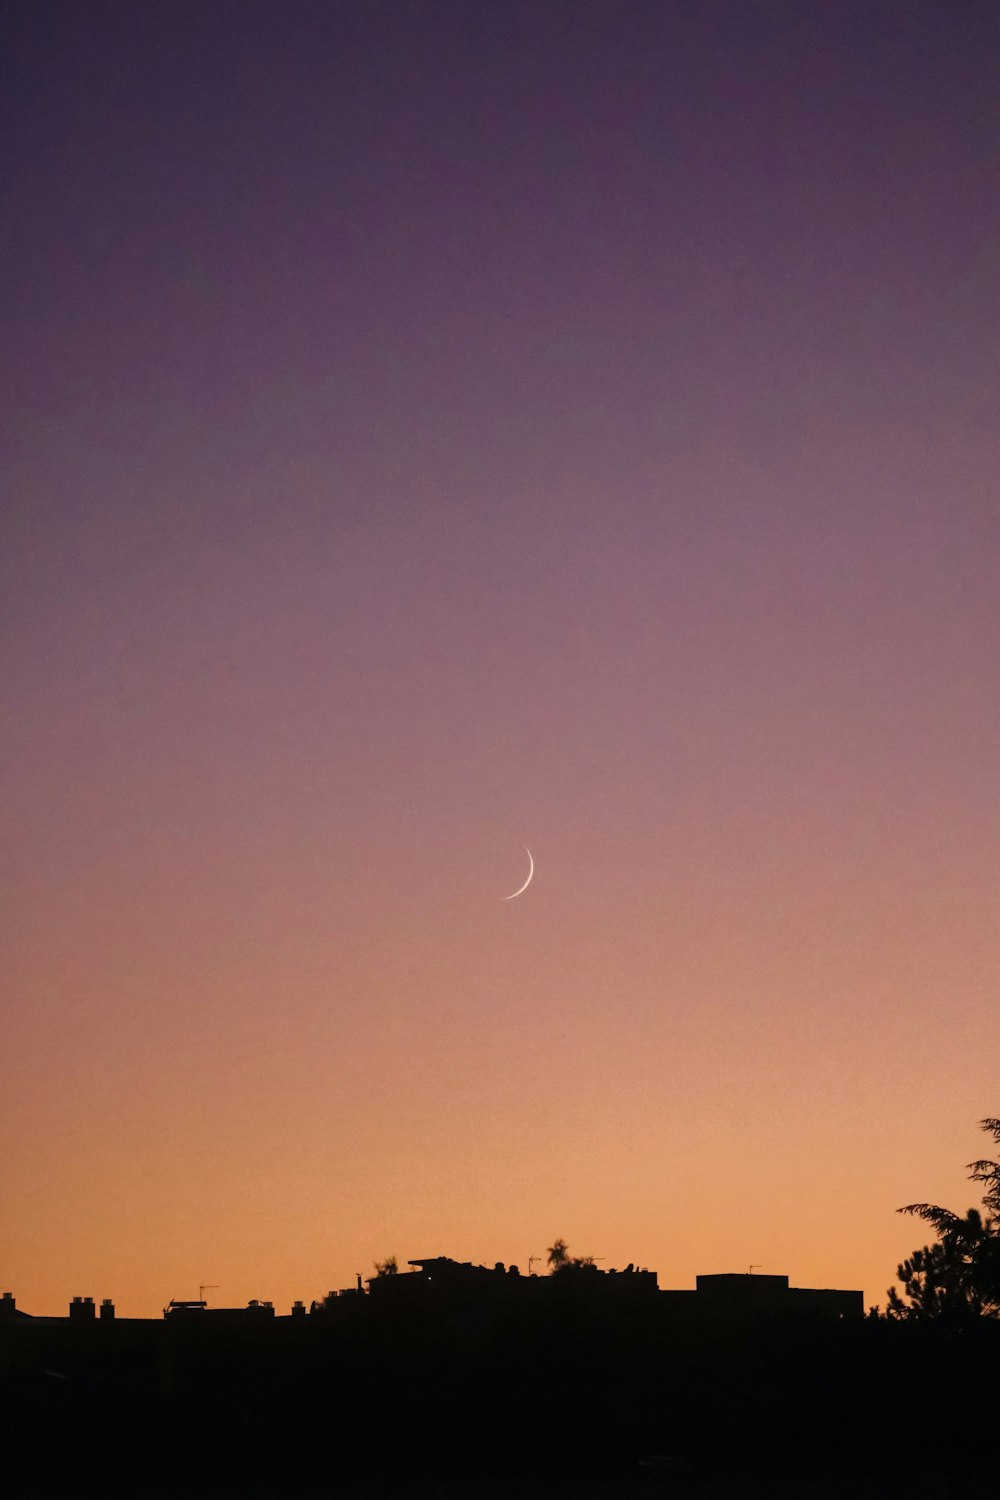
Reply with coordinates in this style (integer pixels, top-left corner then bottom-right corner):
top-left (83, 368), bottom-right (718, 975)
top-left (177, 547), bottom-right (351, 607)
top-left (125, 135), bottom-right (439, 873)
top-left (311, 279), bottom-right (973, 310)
top-left (1, 1256), bottom-right (862, 1326)
top-left (5, 1260), bottom-right (989, 1494)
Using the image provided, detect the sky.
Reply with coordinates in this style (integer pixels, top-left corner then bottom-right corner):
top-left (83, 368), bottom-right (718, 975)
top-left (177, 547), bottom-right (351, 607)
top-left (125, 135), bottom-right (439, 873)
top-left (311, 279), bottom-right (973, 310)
top-left (2, 0), bottom-right (998, 1317)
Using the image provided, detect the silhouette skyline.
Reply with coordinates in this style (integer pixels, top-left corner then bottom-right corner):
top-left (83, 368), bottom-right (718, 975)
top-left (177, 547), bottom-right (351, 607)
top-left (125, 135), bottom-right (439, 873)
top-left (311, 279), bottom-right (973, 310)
top-left (2, 1124), bottom-right (997, 1491)
top-left (1, 1249), bottom-right (863, 1324)
top-left (1, 1238), bottom-right (993, 1495)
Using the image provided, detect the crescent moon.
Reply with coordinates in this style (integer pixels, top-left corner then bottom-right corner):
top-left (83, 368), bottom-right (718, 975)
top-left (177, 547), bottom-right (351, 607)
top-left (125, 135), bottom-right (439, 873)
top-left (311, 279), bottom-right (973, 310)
top-left (504, 847), bottom-right (534, 901)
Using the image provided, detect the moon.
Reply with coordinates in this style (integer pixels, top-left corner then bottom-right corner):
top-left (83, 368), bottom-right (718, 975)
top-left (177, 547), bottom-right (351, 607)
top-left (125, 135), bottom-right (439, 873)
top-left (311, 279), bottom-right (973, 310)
top-left (504, 847), bottom-right (534, 901)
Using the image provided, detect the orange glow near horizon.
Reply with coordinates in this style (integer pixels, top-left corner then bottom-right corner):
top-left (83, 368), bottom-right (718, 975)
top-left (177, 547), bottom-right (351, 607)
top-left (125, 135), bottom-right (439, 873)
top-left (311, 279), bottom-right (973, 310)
top-left (5, 783), bottom-right (997, 1316)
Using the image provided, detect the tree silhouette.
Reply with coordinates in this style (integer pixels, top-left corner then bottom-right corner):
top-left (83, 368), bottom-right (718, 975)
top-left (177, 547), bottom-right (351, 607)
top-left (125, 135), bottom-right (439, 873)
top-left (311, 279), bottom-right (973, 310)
top-left (547, 1238), bottom-right (569, 1270)
top-left (887, 1209), bottom-right (996, 1320)
top-left (888, 1119), bottom-right (1000, 1319)
top-left (967, 1117), bottom-right (1000, 1214)
top-left (374, 1255), bottom-right (399, 1277)
top-left (546, 1238), bottom-right (598, 1273)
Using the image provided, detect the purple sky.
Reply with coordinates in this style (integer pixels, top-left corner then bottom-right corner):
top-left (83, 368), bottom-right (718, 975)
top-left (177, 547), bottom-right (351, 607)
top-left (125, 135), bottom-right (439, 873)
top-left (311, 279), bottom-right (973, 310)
top-left (3, 1), bottom-right (998, 1313)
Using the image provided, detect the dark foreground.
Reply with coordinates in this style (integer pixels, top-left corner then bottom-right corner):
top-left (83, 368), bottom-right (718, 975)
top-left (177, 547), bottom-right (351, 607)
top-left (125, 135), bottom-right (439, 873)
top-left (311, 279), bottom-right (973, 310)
top-left (3, 1297), bottom-right (997, 1498)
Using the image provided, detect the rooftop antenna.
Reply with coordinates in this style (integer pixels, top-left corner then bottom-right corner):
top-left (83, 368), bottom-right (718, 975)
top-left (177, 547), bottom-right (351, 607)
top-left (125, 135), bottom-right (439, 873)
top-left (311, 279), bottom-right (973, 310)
top-left (748, 1265), bottom-right (760, 1276)
top-left (199, 1284), bottom-right (219, 1303)
top-left (528, 1256), bottom-right (541, 1274)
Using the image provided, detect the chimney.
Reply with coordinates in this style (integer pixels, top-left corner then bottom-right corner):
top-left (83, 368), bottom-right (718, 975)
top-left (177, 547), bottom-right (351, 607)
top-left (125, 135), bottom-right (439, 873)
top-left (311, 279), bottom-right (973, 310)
top-left (70, 1296), bottom-right (96, 1322)
top-left (291, 1300), bottom-right (306, 1318)
top-left (0, 1292), bottom-right (16, 1317)
top-left (100, 1298), bottom-right (115, 1321)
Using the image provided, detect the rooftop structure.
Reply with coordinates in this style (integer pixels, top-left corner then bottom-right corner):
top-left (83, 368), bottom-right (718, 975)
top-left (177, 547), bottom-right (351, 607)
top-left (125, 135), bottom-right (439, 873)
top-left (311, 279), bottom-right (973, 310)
top-left (2, 1261), bottom-right (863, 1324)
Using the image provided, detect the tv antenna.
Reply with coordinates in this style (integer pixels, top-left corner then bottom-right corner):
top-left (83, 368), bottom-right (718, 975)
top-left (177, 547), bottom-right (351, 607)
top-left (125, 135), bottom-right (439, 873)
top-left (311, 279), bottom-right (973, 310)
top-left (747, 1265), bottom-right (760, 1276)
top-left (528, 1256), bottom-right (541, 1274)
top-left (199, 1284), bottom-right (219, 1303)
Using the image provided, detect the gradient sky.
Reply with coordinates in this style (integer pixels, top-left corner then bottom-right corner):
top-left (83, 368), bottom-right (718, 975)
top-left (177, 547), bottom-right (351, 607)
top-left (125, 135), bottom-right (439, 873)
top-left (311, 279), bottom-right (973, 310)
top-left (3, 0), bottom-right (998, 1316)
